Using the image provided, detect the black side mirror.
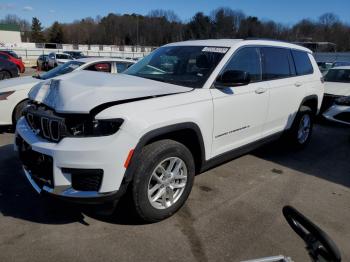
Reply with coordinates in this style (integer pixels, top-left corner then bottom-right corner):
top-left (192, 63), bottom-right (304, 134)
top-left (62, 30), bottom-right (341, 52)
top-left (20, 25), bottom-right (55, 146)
top-left (216, 70), bottom-right (251, 87)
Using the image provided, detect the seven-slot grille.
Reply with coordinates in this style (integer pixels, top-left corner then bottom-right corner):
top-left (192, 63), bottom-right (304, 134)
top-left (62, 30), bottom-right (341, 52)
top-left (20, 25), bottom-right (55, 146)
top-left (25, 104), bottom-right (67, 142)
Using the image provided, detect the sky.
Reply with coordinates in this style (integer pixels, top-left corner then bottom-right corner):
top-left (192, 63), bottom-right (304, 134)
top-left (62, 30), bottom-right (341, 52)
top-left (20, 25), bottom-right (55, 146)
top-left (1, 0), bottom-right (350, 27)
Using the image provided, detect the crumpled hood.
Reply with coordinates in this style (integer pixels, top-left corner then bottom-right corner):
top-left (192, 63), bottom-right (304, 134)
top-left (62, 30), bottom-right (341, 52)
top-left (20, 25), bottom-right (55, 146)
top-left (0, 76), bottom-right (40, 92)
top-left (28, 71), bottom-right (192, 113)
top-left (324, 82), bottom-right (350, 96)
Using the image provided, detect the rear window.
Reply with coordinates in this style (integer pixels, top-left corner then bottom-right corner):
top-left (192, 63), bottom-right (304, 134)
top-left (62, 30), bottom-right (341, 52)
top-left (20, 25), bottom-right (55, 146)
top-left (56, 54), bottom-right (70, 59)
top-left (0, 53), bottom-right (8, 59)
top-left (116, 62), bottom-right (130, 73)
top-left (262, 47), bottom-right (295, 80)
top-left (291, 50), bottom-right (313, 75)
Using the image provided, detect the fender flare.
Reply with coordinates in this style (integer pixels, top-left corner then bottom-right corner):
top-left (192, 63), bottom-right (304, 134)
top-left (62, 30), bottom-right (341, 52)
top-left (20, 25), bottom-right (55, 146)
top-left (299, 95), bottom-right (318, 114)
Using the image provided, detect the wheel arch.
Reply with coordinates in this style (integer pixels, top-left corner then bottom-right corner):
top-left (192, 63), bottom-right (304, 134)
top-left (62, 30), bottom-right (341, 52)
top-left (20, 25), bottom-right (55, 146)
top-left (123, 122), bottom-right (206, 184)
top-left (12, 98), bottom-right (29, 125)
top-left (300, 95), bottom-right (318, 116)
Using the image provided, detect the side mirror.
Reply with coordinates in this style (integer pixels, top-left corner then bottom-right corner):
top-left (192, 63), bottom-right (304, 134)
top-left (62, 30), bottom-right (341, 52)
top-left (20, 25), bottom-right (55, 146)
top-left (216, 70), bottom-right (251, 87)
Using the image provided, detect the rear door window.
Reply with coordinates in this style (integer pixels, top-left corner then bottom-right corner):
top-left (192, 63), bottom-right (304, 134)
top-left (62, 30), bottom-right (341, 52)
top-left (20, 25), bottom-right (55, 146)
top-left (261, 47), bottom-right (295, 80)
top-left (291, 50), bottom-right (314, 75)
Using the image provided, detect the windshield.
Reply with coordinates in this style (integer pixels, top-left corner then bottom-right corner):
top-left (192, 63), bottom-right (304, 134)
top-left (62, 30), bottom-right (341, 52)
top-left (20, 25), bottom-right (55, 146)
top-left (38, 61), bottom-right (85, 80)
top-left (324, 69), bottom-right (350, 83)
top-left (124, 46), bottom-right (228, 88)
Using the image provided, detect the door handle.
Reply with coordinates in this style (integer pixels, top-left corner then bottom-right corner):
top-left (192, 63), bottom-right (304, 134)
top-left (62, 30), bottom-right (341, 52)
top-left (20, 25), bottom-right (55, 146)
top-left (295, 82), bottom-right (302, 87)
top-left (255, 88), bottom-right (266, 94)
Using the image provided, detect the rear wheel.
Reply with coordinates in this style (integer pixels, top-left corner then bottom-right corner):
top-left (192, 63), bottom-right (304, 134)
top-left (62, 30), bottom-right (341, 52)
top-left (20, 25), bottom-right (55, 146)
top-left (132, 139), bottom-right (195, 222)
top-left (0, 71), bottom-right (11, 80)
top-left (287, 106), bottom-right (313, 148)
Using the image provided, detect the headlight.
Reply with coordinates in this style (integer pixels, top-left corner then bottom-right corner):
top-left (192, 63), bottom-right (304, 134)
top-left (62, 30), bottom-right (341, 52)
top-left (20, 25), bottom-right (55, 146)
top-left (335, 96), bottom-right (350, 106)
top-left (92, 119), bottom-right (124, 136)
top-left (0, 91), bottom-right (15, 100)
top-left (67, 118), bottom-right (124, 137)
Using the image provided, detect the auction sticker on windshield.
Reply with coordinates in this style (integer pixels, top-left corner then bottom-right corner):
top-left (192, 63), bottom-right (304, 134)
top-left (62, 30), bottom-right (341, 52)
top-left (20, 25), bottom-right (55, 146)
top-left (202, 47), bottom-right (229, 53)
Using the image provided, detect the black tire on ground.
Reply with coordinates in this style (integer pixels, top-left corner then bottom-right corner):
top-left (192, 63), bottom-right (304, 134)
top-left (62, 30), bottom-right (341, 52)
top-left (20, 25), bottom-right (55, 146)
top-left (0, 71), bottom-right (11, 80)
top-left (287, 106), bottom-right (314, 149)
top-left (132, 139), bottom-right (195, 222)
top-left (13, 100), bottom-right (29, 125)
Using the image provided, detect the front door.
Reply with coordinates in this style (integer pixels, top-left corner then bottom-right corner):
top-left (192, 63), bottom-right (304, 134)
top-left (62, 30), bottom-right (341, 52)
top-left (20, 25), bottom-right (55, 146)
top-left (210, 47), bottom-right (270, 157)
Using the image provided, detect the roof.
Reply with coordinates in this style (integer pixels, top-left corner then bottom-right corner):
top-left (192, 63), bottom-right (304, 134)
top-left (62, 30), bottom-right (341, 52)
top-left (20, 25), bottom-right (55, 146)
top-left (0, 24), bottom-right (20, 32)
top-left (76, 57), bottom-right (136, 63)
top-left (165, 39), bottom-right (312, 53)
top-left (166, 39), bottom-right (243, 47)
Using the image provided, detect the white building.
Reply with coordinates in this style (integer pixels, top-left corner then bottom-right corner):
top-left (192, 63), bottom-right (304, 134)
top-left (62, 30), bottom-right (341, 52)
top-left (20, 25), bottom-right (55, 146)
top-left (0, 24), bottom-right (21, 46)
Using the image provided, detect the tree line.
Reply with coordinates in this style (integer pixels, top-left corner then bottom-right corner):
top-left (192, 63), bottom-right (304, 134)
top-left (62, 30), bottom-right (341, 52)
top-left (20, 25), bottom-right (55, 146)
top-left (1, 8), bottom-right (350, 51)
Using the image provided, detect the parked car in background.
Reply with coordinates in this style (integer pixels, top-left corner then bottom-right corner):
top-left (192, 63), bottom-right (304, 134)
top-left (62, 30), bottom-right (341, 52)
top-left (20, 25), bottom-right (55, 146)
top-left (15, 39), bottom-right (323, 222)
top-left (63, 51), bottom-right (85, 59)
top-left (0, 57), bottom-right (135, 126)
top-left (321, 66), bottom-right (350, 112)
top-left (47, 52), bottom-right (73, 69)
top-left (323, 96), bottom-right (350, 125)
top-left (0, 50), bottom-right (21, 59)
top-left (36, 54), bottom-right (49, 71)
top-left (0, 51), bottom-right (25, 73)
top-left (0, 58), bottom-right (19, 80)
top-left (332, 61), bottom-right (350, 68)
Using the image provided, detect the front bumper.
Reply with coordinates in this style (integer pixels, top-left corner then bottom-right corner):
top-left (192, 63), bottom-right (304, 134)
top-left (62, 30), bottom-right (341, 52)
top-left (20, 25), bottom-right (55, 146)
top-left (320, 94), bottom-right (342, 113)
top-left (15, 117), bottom-right (137, 203)
top-left (323, 105), bottom-right (350, 126)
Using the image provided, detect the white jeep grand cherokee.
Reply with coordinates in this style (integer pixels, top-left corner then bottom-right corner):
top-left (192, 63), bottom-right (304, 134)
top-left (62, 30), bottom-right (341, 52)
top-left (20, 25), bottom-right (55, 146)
top-left (15, 39), bottom-right (324, 222)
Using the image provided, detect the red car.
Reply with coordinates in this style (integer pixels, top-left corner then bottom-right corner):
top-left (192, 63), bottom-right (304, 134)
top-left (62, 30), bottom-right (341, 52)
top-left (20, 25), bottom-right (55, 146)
top-left (0, 51), bottom-right (25, 73)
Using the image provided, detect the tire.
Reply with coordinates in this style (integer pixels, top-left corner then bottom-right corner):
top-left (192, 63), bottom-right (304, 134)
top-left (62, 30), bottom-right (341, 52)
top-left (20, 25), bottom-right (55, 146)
top-left (0, 71), bottom-right (11, 80)
top-left (287, 106), bottom-right (313, 149)
top-left (132, 139), bottom-right (195, 222)
top-left (13, 100), bottom-right (29, 125)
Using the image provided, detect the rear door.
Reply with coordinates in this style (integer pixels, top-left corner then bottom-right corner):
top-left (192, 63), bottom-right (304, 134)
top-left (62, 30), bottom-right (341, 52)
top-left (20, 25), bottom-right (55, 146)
top-left (210, 47), bottom-right (270, 156)
top-left (260, 47), bottom-right (304, 137)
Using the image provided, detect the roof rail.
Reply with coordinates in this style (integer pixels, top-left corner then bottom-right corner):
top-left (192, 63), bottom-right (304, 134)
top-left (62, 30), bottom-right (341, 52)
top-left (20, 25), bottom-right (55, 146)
top-left (244, 37), bottom-right (292, 44)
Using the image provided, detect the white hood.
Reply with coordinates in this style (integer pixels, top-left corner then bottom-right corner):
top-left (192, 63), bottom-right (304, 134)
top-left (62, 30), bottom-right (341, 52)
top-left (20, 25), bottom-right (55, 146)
top-left (0, 76), bottom-right (41, 92)
top-left (28, 71), bottom-right (192, 113)
top-left (324, 82), bottom-right (350, 96)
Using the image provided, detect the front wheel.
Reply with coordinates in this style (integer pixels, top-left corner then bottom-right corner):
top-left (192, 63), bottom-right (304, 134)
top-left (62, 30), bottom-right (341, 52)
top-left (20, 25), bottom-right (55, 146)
top-left (287, 106), bottom-right (313, 148)
top-left (132, 139), bottom-right (195, 222)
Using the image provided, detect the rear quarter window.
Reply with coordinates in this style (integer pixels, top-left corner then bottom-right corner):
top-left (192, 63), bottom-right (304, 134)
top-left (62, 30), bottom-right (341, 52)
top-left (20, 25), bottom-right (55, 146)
top-left (291, 50), bottom-right (314, 75)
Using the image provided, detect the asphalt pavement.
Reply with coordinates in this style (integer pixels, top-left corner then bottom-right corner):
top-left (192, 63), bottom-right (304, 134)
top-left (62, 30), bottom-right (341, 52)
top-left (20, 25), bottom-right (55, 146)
top-left (0, 121), bottom-right (349, 262)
